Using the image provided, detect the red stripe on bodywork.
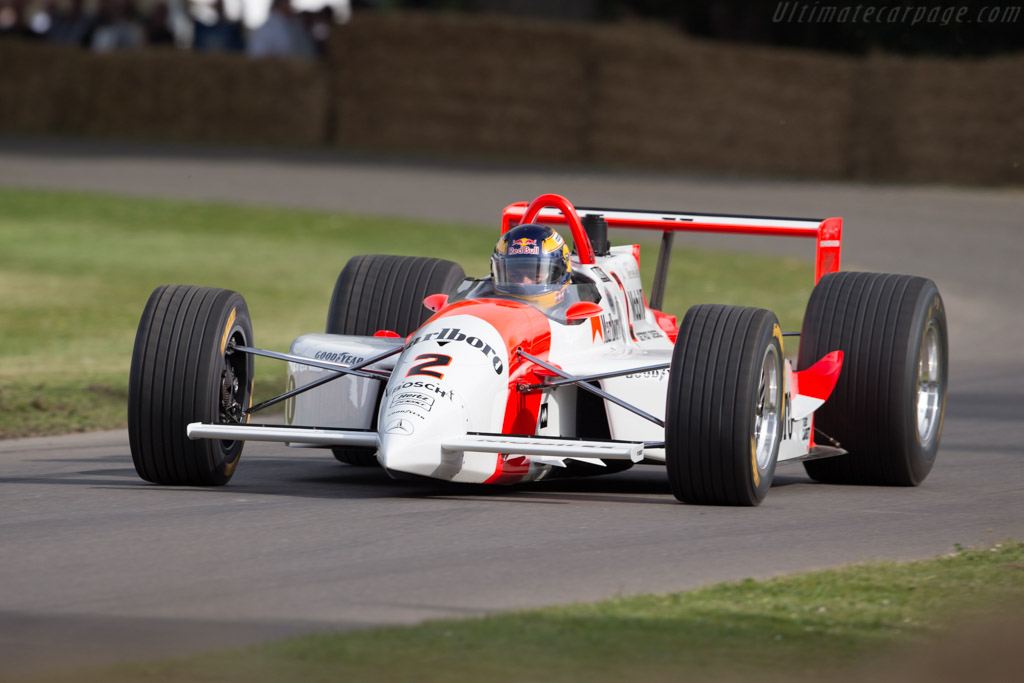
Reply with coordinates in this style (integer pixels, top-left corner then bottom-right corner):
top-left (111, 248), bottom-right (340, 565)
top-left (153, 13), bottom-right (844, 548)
top-left (425, 299), bottom-right (552, 484)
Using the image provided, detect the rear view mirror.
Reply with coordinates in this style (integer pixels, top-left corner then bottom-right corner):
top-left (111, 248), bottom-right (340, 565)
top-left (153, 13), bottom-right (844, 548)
top-left (565, 301), bottom-right (603, 321)
top-left (422, 293), bottom-right (448, 312)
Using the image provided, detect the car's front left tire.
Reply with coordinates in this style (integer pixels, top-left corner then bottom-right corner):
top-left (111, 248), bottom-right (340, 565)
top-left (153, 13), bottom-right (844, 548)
top-left (798, 271), bottom-right (947, 486)
top-left (665, 305), bottom-right (784, 506)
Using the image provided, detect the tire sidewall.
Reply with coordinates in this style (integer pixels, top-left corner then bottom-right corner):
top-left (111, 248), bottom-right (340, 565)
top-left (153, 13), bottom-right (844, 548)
top-left (899, 281), bottom-right (947, 484)
top-left (202, 293), bottom-right (253, 484)
top-left (665, 305), bottom-right (784, 506)
top-left (748, 321), bottom-right (784, 502)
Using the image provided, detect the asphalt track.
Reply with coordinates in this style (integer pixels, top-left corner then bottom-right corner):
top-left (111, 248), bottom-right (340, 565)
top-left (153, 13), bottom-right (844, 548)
top-left (1, 137), bottom-right (1022, 678)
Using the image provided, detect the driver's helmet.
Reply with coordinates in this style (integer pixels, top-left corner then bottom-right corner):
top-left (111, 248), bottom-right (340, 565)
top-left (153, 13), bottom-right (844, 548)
top-left (491, 223), bottom-right (572, 308)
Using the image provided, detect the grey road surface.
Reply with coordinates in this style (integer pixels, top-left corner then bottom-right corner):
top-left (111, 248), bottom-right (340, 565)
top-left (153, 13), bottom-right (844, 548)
top-left (1, 138), bottom-right (1022, 678)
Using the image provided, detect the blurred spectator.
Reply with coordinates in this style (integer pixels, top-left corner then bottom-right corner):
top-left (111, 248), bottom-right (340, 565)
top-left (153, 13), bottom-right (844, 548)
top-left (307, 5), bottom-right (333, 57)
top-left (145, 1), bottom-right (174, 46)
top-left (192, 0), bottom-right (242, 52)
top-left (90, 0), bottom-right (145, 52)
top-left (28, 1), bottom-right (56, 37)
top-left (247, 0), bottom-right (314, 59)
top-left (47, 0), bottom-right (96, 46)
top-left (0, 0), bottom-right (36, 39)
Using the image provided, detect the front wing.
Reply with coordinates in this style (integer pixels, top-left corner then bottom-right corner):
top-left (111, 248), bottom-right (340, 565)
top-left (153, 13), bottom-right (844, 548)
top-left (186, 422), bottom-right (655, 467)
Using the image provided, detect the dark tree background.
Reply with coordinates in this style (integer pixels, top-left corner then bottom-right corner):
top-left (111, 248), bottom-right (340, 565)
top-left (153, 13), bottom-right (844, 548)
top-left (390, 0), bottom-right (1024, 57)
top-left (610, 0), bottom-right (1024, 56)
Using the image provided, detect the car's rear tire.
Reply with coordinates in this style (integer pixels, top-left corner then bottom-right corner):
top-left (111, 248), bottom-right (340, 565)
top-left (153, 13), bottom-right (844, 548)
top-left (327, 254), bottom-right (466, 336)
top-left (128, 285), bottom-right (254, 486)
top-left (326, 254), bottom-right (465, 466)
top-left (666, 305), bottom-right (784, 506)
top-left (798, 272), bottom-right (947, 486)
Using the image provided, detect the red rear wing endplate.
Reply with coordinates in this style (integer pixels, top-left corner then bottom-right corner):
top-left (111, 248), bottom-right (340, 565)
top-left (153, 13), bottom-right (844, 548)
top-left (502, 194), bottom-right (842, 288)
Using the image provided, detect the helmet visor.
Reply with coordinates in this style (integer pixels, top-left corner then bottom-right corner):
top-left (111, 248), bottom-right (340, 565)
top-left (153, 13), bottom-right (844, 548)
top-left (492, 253), bottom-right (569, 295)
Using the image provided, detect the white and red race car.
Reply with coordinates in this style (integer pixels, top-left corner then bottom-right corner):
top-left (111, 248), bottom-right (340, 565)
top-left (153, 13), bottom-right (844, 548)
top-left (128, 194), bottom-right (948, 505)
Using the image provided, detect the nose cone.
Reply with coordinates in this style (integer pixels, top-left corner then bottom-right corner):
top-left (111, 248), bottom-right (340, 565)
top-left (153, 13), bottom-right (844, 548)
top-left (379, 310), bottom-right (525, 482)
top-left (377, 382), bottom-right (470, 480)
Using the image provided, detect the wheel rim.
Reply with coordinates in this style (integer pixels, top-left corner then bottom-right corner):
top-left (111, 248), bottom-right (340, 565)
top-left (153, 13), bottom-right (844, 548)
top-left (916, 321), bottom-right (942, 446)
top-left (219, 328), bottom-right (251, 450)
top-left (220, 332), bottom-right (248, 425)
top-left (754, 344), bottom-right (781, 470)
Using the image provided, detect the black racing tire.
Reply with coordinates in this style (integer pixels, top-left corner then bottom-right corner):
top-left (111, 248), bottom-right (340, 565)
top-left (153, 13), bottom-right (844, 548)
top-left (326, 254), bottom-right (465, 466)
top-left (798, 272), bottom-right (947, 486)
top-left (326, 254), bottom-right (466, 337)
top-left (666, 305), bottom-right (784, 506)
top-left (128, 285), bottom-right (254, 486)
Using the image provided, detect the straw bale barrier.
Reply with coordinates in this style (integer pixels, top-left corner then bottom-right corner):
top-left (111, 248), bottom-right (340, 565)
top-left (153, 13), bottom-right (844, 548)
top-left (328, 14), bottom-right (593, 160)
top-left (0, 42), bottom-right (327, 145)
top-left (585, 24), bottom-right (856, 177)
top-left (328, 15), bottom-right (1022, 184)
top-left (2, 15), bottom-right (1022, 185)
top-left (848, 53), bottom-right (1024, 184)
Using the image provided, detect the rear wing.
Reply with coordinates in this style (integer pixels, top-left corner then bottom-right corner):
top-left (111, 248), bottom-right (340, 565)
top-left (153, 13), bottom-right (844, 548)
top-left (502, 194), bottom-right (842, 310)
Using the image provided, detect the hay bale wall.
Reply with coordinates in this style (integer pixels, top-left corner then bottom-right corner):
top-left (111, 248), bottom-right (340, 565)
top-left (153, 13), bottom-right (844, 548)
top-left (0, 42), bottom-right (327, 145)
top-left (848, 53), bottom-right (1024, 184)
top-left (328, 15), bottom-right (1022, 184)
top-left (586, 24), bottom-right (856, 177)
top-left (2, 15), bottom-right (1022, 185)
top-left (329, 14), bottom-right (593, 160)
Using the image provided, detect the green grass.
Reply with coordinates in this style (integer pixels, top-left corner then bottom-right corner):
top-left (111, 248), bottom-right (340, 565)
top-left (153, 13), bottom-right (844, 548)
top-left (23, 542), bottom-right (1024, 683)
top-left (0, 188), bottom-right (814, 438)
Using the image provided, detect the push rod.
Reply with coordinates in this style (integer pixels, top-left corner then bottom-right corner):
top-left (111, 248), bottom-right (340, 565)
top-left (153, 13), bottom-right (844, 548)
top-left (520, 361), bottom-right (670, 391)
top-left (232, 345), bottom-right (389, 379)
top-left (518, 349), bottom-right (665, 428)
top-left (242, 344), bottom-right (404, 416)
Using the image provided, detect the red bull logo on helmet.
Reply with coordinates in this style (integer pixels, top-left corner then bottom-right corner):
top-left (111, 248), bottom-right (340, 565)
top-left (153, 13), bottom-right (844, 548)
top-left (508, 237), bottom-right (540, 255)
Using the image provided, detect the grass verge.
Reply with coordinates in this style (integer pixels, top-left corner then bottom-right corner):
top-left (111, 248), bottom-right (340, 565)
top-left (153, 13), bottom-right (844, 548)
top-left (23, 542), bottom-right (1024, 683)
top-left (0, 188), bottom-right (813, 438)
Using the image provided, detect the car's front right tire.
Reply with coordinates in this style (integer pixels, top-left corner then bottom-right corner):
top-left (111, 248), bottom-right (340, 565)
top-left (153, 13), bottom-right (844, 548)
top-left (128, 285), bottom-right (254, 486)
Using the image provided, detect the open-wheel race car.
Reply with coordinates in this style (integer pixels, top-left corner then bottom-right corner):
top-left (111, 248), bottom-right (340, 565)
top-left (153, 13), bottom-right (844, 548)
top-left (128, 194), bottom-right (948, 505)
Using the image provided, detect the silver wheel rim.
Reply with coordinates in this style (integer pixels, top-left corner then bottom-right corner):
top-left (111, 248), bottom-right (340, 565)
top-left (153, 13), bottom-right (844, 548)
top-left (916, 321), bottom-right (942, 445)
top-left (754, 344), bottom-right (781, 470)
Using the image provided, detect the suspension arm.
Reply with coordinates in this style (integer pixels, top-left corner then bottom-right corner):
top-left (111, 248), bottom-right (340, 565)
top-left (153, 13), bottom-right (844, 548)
top-left (241, 343), bottom-right (404, 416)
top-left (232, 345), bottom-right (390, 379)
top-left (517, 349), bottom-right (665, 428)
top-left (518, 361), bottom-right (670, 391)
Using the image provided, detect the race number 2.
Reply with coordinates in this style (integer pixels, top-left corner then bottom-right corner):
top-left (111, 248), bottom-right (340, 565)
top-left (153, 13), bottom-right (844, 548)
top-left (405, 353), bottom-right (452, 379)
